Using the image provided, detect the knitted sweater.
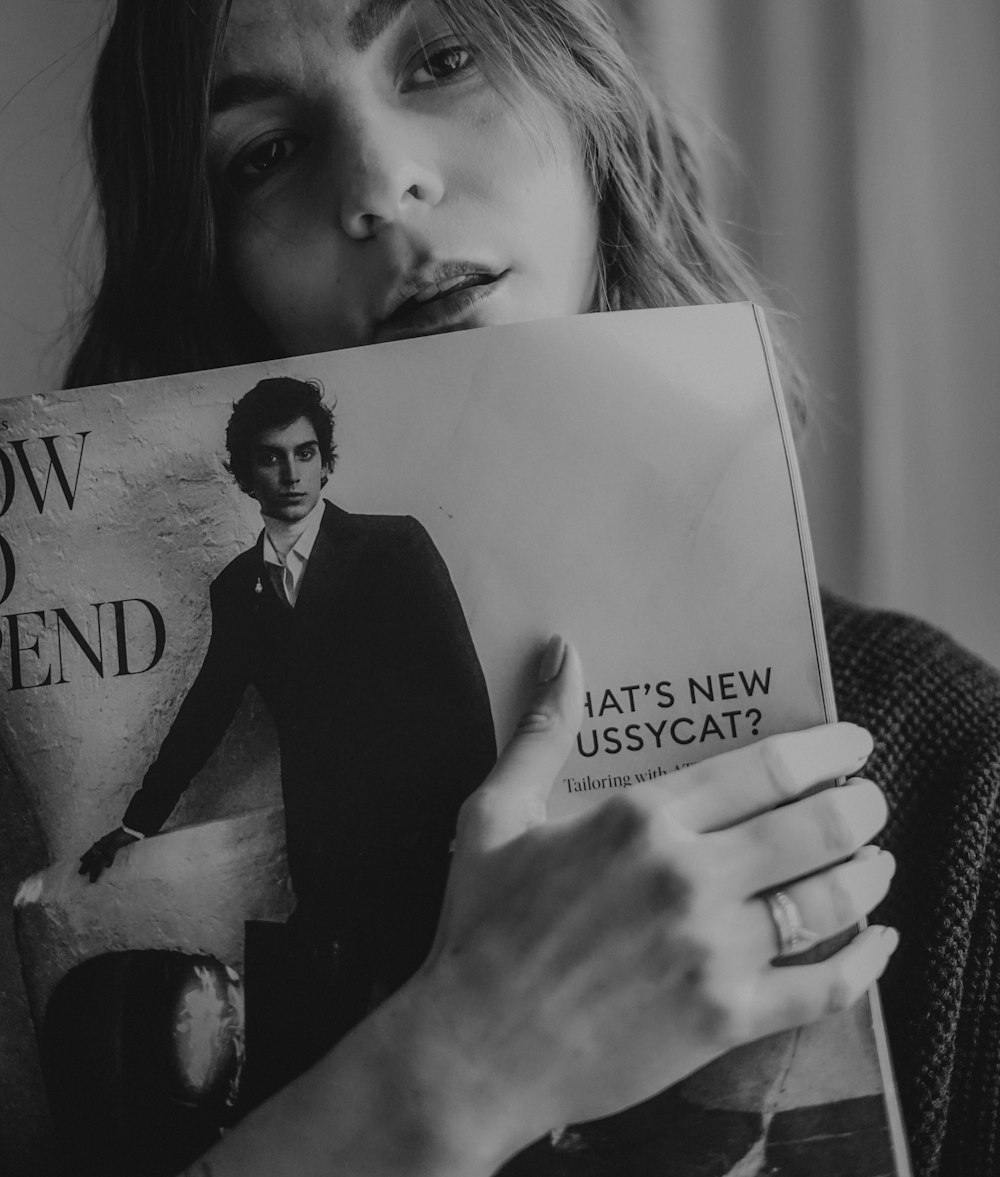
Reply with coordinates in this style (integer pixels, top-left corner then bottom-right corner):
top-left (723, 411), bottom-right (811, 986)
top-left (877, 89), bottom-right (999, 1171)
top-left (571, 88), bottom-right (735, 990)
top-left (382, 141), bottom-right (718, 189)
top-left (824, 591), bottom-right (1000, 1177)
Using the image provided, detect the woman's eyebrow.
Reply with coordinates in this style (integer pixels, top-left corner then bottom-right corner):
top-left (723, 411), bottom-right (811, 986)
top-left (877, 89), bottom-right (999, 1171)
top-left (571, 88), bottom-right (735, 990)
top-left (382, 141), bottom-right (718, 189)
top-left (210, 1), bottom-right (413, 114)
top-left (346, 0), bottom-right (413, 53)
top-left (211, 73), bottom-right (297, 116)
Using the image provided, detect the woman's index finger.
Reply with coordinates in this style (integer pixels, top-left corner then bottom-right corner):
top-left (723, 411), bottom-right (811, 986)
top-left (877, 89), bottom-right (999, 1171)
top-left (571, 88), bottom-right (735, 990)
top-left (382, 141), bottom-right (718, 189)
top-left (643, 723), bottom-right (874, 834)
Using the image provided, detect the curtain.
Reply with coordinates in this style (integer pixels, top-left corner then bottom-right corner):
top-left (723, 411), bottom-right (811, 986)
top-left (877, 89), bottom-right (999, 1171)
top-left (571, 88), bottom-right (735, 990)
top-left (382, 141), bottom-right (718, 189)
top-left (610, 0), bottom-right (1000, 667)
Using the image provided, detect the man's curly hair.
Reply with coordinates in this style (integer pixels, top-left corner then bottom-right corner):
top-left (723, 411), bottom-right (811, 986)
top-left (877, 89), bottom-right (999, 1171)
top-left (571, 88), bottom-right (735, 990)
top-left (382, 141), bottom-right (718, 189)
top-left (224, 377), bottom-right (335, 493)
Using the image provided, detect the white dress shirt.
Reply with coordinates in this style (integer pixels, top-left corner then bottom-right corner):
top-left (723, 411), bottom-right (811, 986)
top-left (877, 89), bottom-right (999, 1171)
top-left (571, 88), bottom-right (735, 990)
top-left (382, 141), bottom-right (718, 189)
top-left (261, 499), bottom-right (326, 607)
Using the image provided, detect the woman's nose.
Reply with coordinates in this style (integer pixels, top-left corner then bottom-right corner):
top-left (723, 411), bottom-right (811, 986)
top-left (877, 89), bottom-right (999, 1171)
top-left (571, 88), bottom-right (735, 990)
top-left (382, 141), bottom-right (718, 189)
top-left (337, 109), bottom-right (444, 239)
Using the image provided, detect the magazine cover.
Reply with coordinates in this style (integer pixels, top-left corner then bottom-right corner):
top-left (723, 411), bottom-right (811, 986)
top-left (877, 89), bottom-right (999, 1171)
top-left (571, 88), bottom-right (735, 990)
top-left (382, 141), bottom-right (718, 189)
top-left (4, 304), bottom-right (909, 1174)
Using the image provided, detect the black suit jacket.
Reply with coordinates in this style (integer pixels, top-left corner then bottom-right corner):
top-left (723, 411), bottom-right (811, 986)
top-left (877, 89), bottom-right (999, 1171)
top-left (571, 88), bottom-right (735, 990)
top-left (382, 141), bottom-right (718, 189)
top-left (125, 503), bottom-right (496, 982)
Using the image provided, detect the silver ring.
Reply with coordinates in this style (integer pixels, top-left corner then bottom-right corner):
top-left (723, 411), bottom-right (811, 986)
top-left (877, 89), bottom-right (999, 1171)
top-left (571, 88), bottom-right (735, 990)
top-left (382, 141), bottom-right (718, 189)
top-left (764, 889), bottom-right (820, 958)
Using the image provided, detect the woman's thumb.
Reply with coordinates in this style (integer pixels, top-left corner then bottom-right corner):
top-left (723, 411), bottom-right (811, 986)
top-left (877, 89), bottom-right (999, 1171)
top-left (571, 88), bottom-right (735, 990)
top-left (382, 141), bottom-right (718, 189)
top-left (457, 636), bottom-right (584, 854)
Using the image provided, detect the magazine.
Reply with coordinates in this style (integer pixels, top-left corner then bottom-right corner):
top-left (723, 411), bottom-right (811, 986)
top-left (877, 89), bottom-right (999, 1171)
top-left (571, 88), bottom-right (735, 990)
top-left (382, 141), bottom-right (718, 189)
top-left (4, 304), bottom-right (909, 1174)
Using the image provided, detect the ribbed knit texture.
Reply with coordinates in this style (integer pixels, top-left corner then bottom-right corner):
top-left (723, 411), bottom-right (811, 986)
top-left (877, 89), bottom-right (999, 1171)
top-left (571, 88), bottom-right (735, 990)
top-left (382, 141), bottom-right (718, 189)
top-left (823, 591), bottom-right (1000, 1177)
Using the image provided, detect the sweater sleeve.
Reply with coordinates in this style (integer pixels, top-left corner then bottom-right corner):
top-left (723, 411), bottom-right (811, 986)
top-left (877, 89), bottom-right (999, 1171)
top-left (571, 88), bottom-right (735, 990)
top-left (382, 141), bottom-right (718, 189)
top-left (822, 589), bottom-right (1000, 1177)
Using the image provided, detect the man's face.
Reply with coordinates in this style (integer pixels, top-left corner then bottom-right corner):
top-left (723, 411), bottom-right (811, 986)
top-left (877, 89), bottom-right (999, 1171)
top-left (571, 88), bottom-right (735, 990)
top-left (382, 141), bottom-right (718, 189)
top-left (248, 416), bottom-right (326, 521)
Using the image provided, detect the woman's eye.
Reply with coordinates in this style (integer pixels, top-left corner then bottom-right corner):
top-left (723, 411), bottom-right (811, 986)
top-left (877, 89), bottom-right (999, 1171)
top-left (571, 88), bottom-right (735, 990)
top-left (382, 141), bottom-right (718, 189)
top-left (409, 43), bottom-right (474, 87)
top-left (229, 135), bottom-right (304, 187)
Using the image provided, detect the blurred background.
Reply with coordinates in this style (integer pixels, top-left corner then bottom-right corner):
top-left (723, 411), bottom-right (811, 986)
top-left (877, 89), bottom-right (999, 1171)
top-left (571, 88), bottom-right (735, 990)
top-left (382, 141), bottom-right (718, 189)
top-left (609, 0), bottom-right (1000, 673)
top-left (1, 1), bottom-right (998, 1172)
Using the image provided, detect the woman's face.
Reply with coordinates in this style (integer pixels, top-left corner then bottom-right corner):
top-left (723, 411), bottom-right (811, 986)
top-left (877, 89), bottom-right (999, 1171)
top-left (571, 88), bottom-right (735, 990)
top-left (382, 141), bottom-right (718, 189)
top-left (210, 0), bottom-right (601, 354)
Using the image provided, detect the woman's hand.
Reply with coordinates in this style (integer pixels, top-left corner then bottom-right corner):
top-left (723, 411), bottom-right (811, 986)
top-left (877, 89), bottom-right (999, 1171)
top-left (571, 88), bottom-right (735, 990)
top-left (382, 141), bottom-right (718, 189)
top-left (392, 635), bottom-right (896, 1170)
top-left (192, 636), bottom-right (895, 1177)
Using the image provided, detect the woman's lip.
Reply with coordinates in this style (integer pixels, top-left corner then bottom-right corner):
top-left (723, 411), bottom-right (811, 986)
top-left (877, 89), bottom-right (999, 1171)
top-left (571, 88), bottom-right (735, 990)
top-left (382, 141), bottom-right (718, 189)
top-left (373, 274), bottom-right (507, 343)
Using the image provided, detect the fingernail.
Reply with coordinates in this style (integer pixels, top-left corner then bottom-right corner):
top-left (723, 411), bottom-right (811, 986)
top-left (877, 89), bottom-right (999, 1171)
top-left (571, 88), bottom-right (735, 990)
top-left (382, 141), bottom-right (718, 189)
top-left (880, 926), bottom-right (900, 952)
top-left (537, 635), bottom-right (567, 684)
top-left (856, 842), bottom-right (892, 861)
top-left (841, 723), bottom-right (874, 765)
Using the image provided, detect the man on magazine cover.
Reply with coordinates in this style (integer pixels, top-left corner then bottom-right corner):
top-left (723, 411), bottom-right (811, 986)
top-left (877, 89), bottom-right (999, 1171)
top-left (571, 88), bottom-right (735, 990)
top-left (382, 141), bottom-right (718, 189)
top-left (78, 376), bottom-right (496, 1027)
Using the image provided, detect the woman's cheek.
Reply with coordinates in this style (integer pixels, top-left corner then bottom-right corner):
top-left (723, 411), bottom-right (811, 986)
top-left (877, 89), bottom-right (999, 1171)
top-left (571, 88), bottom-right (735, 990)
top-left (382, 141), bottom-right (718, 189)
top-left (239, 248), bottom-right (361, 354)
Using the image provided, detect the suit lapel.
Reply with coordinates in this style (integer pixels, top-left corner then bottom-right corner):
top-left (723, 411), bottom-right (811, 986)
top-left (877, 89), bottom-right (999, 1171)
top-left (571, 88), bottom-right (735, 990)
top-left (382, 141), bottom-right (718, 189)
top-left (293, 500), bottom-right (354, 627)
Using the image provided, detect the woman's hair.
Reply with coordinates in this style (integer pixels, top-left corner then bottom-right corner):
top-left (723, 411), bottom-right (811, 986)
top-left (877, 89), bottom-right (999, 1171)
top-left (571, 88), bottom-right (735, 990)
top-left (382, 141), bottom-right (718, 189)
top-left (224, 377), bottom-right (336, 492)
top-left (65, 0), bottom-right (802, 415)
top-left (64, 0), bottom-right (246, 388)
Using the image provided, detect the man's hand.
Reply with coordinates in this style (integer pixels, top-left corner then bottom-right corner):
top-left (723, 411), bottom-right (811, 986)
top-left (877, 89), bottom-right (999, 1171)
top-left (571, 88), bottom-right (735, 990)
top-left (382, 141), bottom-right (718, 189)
top-left (78, 827), bottom-right (140, 882)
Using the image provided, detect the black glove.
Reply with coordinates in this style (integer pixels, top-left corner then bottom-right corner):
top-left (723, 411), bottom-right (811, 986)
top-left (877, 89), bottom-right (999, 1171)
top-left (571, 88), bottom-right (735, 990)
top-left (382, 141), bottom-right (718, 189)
top-left (78, 827), bottom-right (141, 882)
